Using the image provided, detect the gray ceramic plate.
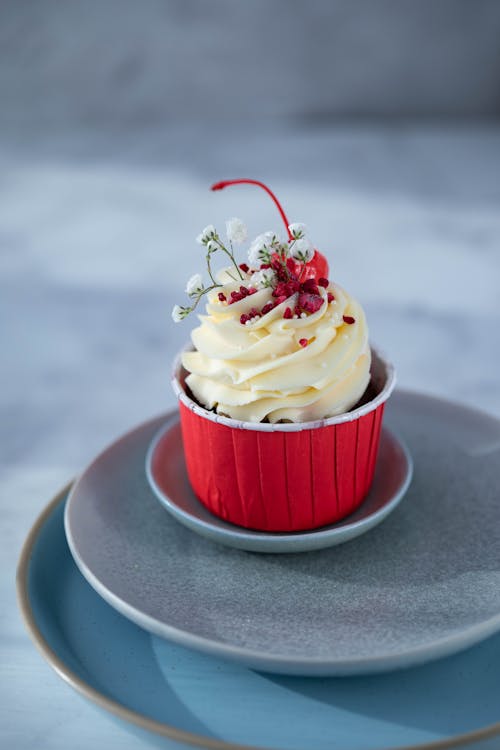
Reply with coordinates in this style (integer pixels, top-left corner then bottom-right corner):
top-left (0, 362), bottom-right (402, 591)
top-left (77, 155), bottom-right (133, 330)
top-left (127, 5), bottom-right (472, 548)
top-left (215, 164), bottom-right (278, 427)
top-left (64, 391), bottom-right (500, 676)
top-left (145, 417), bottom-right (412, 552)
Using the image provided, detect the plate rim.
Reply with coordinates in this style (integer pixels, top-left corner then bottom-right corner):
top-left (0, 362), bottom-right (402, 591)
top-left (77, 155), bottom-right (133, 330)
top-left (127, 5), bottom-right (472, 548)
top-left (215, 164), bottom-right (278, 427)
top-left (16, 484), bottom-right (500, 750)
top-left (145, 415), bottom-right (414, 552)
top-left (63, 392), bottom-right (500, 675)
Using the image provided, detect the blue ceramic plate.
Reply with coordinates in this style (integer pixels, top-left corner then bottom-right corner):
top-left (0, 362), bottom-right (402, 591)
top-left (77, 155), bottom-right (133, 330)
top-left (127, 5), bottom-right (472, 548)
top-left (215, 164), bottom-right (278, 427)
top-left (64, 392), bottom-right (500, 676)
top-left (145, 416), bottom-right (413, 553)
top-left (17, 487), bottom-right (500, 749)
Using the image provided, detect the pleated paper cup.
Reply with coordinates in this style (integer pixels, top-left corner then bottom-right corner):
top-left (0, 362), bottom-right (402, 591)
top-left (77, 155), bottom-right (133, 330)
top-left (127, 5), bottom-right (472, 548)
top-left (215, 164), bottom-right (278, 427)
top-left (171, 347), bottom-right (395, 532)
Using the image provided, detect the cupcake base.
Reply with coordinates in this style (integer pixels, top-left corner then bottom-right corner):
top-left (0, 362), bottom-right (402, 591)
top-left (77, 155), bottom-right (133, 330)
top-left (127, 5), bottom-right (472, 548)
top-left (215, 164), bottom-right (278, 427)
top-left (173, 347), bottom-right (395, 532)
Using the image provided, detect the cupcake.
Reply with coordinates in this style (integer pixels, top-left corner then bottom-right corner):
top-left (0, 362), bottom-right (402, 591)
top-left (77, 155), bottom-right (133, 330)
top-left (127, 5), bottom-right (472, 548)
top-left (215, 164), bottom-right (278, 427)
top-left (172, 179), bottom-right (395, 532)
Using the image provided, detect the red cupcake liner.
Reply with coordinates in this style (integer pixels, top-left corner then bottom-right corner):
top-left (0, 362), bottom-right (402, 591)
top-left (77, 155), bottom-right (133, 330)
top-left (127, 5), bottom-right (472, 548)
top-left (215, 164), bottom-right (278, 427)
top-left (172, 347), bottom-right (395, 532)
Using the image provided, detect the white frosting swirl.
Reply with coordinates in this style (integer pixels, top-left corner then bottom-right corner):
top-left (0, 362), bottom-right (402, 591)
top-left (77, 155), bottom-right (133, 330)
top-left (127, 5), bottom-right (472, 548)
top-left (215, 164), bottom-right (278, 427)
top-left (182, 271), bottom-right (371, 423)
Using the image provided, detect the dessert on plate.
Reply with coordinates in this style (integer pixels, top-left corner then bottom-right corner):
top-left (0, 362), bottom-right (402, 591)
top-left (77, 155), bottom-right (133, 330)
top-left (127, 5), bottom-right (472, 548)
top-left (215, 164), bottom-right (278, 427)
top-left (172, 179), bottom-right (395, 532)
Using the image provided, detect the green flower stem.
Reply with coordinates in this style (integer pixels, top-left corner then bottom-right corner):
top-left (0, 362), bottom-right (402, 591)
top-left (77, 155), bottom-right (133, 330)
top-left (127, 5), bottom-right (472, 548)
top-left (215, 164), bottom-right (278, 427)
top-left (215, 238), bottom-right (243, 280)
top-left (189, 283), bottom-right (221, 314)
top-left (206, 252), bottom-right (219, 287)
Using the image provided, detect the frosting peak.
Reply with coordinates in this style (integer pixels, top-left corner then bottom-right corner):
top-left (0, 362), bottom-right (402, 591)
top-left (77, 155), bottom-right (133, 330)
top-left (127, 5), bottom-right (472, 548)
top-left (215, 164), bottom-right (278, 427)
top-left (182, 269), bottom-right (371, 423)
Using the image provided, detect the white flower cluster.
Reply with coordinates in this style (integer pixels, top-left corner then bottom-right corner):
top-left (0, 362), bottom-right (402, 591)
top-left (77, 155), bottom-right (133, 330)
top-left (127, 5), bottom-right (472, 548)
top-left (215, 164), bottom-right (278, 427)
top-left (196, 225), bottom-right (217, 245)
top-left (246, 223), bottom-right (313, 267)
top-left (288, 222), bottom-right (306, 239)
top-left (171, 304), bottom-right (190, 322)
top-left (172, 216), bottom-right (315, 323)
top-left (185, 273), bottom-right (204, 296)
top-left (250, 268), bottom-right (275, 289)
top-left (247, 232), bottom-right (279, 266)
top-left (289, 237), bottom-right (314, 263)
top-left (226, 217), bottom-right (248, 245)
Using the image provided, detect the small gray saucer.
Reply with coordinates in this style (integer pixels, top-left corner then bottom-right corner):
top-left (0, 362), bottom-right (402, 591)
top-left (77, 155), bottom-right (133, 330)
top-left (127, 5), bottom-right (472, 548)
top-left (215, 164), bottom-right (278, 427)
top-left (146, 417), bottom-right (413, 553)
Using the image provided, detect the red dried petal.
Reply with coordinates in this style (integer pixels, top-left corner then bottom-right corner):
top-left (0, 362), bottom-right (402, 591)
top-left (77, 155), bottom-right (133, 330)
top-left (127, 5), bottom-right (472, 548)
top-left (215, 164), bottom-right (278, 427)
top-left (343, 315), bottom-right (355, 324)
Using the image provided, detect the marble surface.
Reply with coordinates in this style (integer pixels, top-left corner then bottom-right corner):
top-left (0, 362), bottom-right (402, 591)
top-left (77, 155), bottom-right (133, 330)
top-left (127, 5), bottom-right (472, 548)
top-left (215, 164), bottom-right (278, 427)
top-left (3, 123), bottom-right (500, 748)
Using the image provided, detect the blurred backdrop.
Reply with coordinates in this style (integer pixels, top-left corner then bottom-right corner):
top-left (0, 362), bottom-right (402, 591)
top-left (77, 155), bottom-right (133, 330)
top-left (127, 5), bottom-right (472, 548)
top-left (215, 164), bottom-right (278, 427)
top-left (2, 2), bottom-right (500, 745)
top-left (1, 0), bottom-right (500, 479)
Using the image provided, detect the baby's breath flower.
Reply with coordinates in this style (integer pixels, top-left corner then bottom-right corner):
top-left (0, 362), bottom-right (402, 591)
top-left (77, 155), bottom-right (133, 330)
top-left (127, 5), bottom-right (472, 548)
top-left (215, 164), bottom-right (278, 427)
top-left (225, 217), bottom-right (247, 245)
top-left (206, 239), bottom-right (218, 253)
top-left (250, 268), bottom-right (275, 288)
top-left (290, 237), bottom-right (314, 263)
top-left (248, 232), bottom-right (275, 265)
top-left (172, 304), bottom-right (190, 323)
top-left (288, 222), bottom-right (307, 239)
top-left (196, 225), bottom-right (217, 245)
top-left (185, 273), bottom-right (204, 296)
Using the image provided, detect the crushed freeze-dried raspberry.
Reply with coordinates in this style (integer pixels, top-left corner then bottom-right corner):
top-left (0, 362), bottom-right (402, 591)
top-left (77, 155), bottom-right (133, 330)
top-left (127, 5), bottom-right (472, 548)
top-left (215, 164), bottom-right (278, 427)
top-left (240, 313), bottom-right (249, 324)
top-left (343, 315), bottom-right (355, 324)
top-left (218, 292), bottom-right (227, 302)
top-left (299, 338), bottom-right (308, 347)
top-left (239, 263), bottom-right (249, 273)
top-left (283, 307), bottom-right (293, 319)
top-left (318, 277), bottom-right (329, 288)
top-left (261, 302), bottom-right (274, 315)
top-left (298, 293), bottom-right (324, 314)
top-left (302, 278), bottom-right (320, 295)
top-left (327, 292), bottom-right (335, 303)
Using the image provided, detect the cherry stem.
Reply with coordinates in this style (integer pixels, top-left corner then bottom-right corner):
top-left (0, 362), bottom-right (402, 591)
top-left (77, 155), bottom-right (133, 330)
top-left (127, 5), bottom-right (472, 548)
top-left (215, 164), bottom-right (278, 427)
top-left (211, 179), bottom-right (293, 241)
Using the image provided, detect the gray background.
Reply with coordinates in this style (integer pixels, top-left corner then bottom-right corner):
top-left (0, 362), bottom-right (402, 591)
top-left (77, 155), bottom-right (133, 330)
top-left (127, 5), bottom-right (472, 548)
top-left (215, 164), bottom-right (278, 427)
top-left (2, 2), bottom-right (500, 748)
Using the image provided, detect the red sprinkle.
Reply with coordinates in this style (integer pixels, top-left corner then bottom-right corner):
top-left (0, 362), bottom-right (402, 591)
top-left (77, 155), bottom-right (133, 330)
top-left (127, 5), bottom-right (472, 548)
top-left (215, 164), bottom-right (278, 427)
top-left (299, 338), bottom-right (308, 348)
top-left (261, 302), bottom-right (274, 315)
top-left (283, 307), bottom-right (293, 319)
top-left (343, 315), bottom-right (355, 324)
top-left (239, 263), bottom-right (249, 273)
top-left (318, 277), bottom-right (329, 288)
top-left (218, 292), bottom-right (227, 302)
top-left (327, 292), bottom-right (335, 303)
